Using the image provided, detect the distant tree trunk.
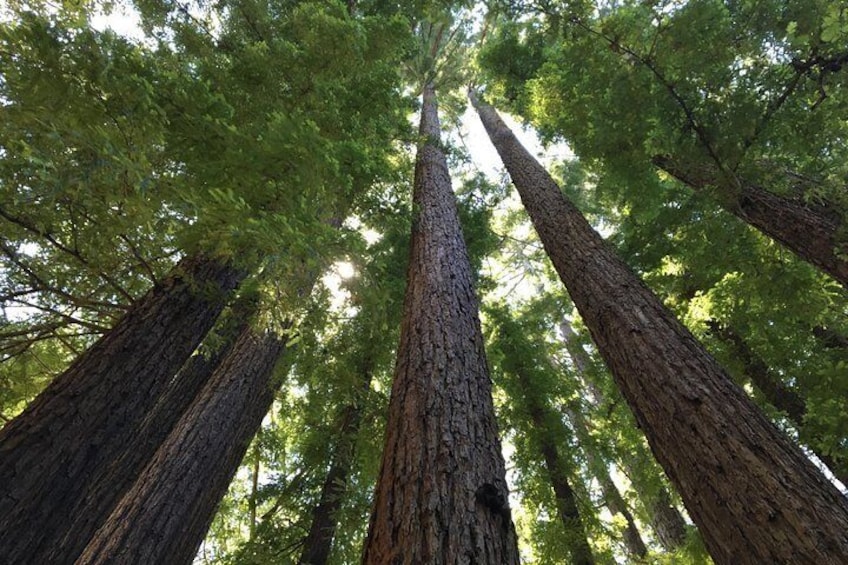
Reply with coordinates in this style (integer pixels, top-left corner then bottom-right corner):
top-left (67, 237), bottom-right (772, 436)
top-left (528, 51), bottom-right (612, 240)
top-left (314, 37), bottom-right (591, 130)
top-left (560, 319), bottom-right (688, 551)
top-left (474, 93), bottom-right (848, 563)
top-left (523, 393), bottom-right (595, 564)
top-left (647, 486), bottom-right (689, 550)
top-left (363, 83), bottom-right (520, 564)
top-left (42, 299), bottom-right (258, 564)
top-left (562, 402), bottom-right (646, 560)
top-left (707, 320), bottom-right (848, 485)
top-left (0, 254), bottom-right (242, 564)
top-left (653, 156), bottom-right (847, 287)
top-left (77, 325), bottom-right (286, 565)
top-left (298, 359), bottom-right (373, 565)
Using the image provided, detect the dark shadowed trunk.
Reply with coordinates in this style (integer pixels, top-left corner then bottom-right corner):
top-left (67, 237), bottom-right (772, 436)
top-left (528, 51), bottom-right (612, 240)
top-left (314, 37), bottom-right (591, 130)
top-left (362, 83), bottom-right (520, 564)
top-left (298, 359), bottom-right (373, 565)
top-left (42, 299), bottom-right (257, 564)
top-left (707, 320), bottom-right (848, 485)
top-left (560, 319), bottom-right (688, 551)
top-left (77, 325), bottom-right (286, 565)
top-left (654, 156), bottom-right (847, 287)
top-left (562, 402), bottom-right (646, 560)
top-left (0, 255), bottom-right (242, 564)
top-left (474, 93), bottom-right (848, 564)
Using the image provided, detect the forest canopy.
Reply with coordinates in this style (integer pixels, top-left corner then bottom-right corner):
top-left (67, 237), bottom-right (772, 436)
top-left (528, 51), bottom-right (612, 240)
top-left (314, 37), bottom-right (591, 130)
top-left (1, 0), bottom-right (847, 563)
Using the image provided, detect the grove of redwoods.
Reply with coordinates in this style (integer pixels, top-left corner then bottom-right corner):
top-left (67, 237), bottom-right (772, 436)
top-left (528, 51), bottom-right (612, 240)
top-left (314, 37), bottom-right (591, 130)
top-left (0, 0), bottom-right (846, 562)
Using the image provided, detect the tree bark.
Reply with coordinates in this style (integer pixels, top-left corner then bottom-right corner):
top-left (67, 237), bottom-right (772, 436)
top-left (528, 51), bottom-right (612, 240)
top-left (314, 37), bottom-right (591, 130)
top-left (653, 155), bottom-right (847, 288)
top-left (560, 318), bottom-right (689, 552)
top-left (363, 83), bottom-right (520, 564)
top-left (474, 93), bottom-right (848, 564)
top-left (298, 359), bottom-right (373, 565)
top-left (40, 299), bottom-right (257, 564)
top-left (0, 254), bottom-right (242, 564)
top-left (77, 325), bottom-right (286, 565)
top-left (707, 320), bottom-right (848, 485)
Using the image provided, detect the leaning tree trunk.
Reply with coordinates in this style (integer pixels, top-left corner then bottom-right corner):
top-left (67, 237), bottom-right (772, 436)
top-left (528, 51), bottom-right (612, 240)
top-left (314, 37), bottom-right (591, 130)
top-left (562, 401), bottom-right (647, 560)
top-left (473, 93), bottom-right (848, 564)
top-left (42, 299), bottom-right (257, 564)
top-left (77, 325), bottom-right (286, 565)
top-left (522, 388), bottom-right (595, 564)
top-left (362, 83), bottom-right (520, 564)
top-left (298, 358), bottom-right (374, 565)
top-left (0, 254), bottom-right (242, 564)
top-left (654, 156), bottom-right (847, 287)
top-left (560, 319), bottom-right (689, 551)
top-left (707, 320), bottom-right (848, 485)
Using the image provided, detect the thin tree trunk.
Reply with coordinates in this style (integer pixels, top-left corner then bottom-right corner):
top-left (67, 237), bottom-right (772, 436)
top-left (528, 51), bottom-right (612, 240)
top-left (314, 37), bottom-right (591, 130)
top-left (707, 320), bottom-right (848, 485)
top-left (525, 396), bottom-right (595, 564)
top-left (41, 298), bottom-right (257, 564)
top-left (0, 255), bottom-right (242, 564)
top-left (563, 402), bottom-right (647, 560)
top-left (363, 83), bottom-right (520, 564)
top-left (248, 443), bottom-right (261, 541)
top-left (653, 156), bottom-right (847, 287)
top-left (473, 93), bottom-right (848, 563)
top-left (298, 360), bottom-right (373, 565)
top-left (77, 325), bottom-right (286, 565)
top-left (560, 318), bottom-right (688, 551)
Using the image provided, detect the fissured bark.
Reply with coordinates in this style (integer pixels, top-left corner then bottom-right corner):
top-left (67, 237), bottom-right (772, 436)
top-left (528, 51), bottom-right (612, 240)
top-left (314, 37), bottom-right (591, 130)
top-left (363, 84), bottom-right (520, 564)
top-left (474, 93), bottom-right (848, 564)
top-left (0, 255), bottom-right (242, 564)
top-left (77, 325), bottom-right (285, 565)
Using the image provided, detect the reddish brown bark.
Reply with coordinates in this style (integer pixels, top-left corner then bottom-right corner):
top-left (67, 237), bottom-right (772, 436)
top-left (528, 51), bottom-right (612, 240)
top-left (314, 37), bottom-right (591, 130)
top-left (42, 301), bottom-right (257, 564)
top-left (363, 84), bottom-right (519, 564)
top-left (708, 320), bottom-right (848, 485)
top-left (0, 255), bottom-right (242, 564)
top-left (77, 325), bottom-right (286, 565)
top-left (654, 156), bottom-right (847, 287)
top-left (474, 93), bottom-right (848, 564)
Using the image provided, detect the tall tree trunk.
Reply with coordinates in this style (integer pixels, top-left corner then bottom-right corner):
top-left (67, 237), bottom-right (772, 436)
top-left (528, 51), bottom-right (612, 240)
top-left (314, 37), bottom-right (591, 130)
top-left (560, 319), bottom-right (688, 551)
top-left (77, 325), bottom-right (286, 565)
top-left (647, 486), bottom-right (689, 551)
top-left (298, 359), bottom-right (373, 565)
top-left (363, 83), bottom-right (520, 564)
top-left (653, 156), bottom-right (847, 287)
top-left (707, 320), bottom-right (848, 485)
top-left (42, 299), bottom-right (257, 564)
top-left (563, 402), bottom-right (647, 560)
top-left (473, 93), bottom-right (848, 564)
top-left (0, 254), bottom-right (242, 564)
top-left (524, 392), bottom-right (595, 564)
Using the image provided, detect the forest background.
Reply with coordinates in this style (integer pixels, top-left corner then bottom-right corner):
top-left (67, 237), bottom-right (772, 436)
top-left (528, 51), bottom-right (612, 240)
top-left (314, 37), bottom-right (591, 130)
top-left (1, 0), bottom-right (847, 563)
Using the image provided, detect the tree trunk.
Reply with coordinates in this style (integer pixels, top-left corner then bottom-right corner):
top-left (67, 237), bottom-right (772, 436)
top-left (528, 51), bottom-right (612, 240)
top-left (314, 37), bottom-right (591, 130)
top-left (707, 320), bottom-right (848, 485)
top-left (473, 93), bottom-right (848, 564)
top-left (363, 83), bottom-right (520, 564)
top-left (298, 359), bottom-right (373, 565)
top-left (525, 399), bottom-right (595, 564)
top-left (560, 318), bottom-right (689, 551)
top-left (653, 156), bottom-right (847, 287)
top-left (41, 299), bottom-right (257, 564)
top-left (77, 325), bottom-right (286, 565)
top-left (563, 402), bottom-right (646, 560)
top-left (0, 254), bottom-right (242, 564)
top-left (647, 486), bottom-right (689, 551)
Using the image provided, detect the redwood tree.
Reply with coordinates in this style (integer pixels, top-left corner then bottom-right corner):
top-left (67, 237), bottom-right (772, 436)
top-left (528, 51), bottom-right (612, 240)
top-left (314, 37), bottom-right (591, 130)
top-left (77, 324), bottom-right (286, 565)
top-left (473, 92), bottom-right (848, 563)
top-left (362, 82), bottom-right (519, 564)
top-left (0, 254), bottom-right (242, 564)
